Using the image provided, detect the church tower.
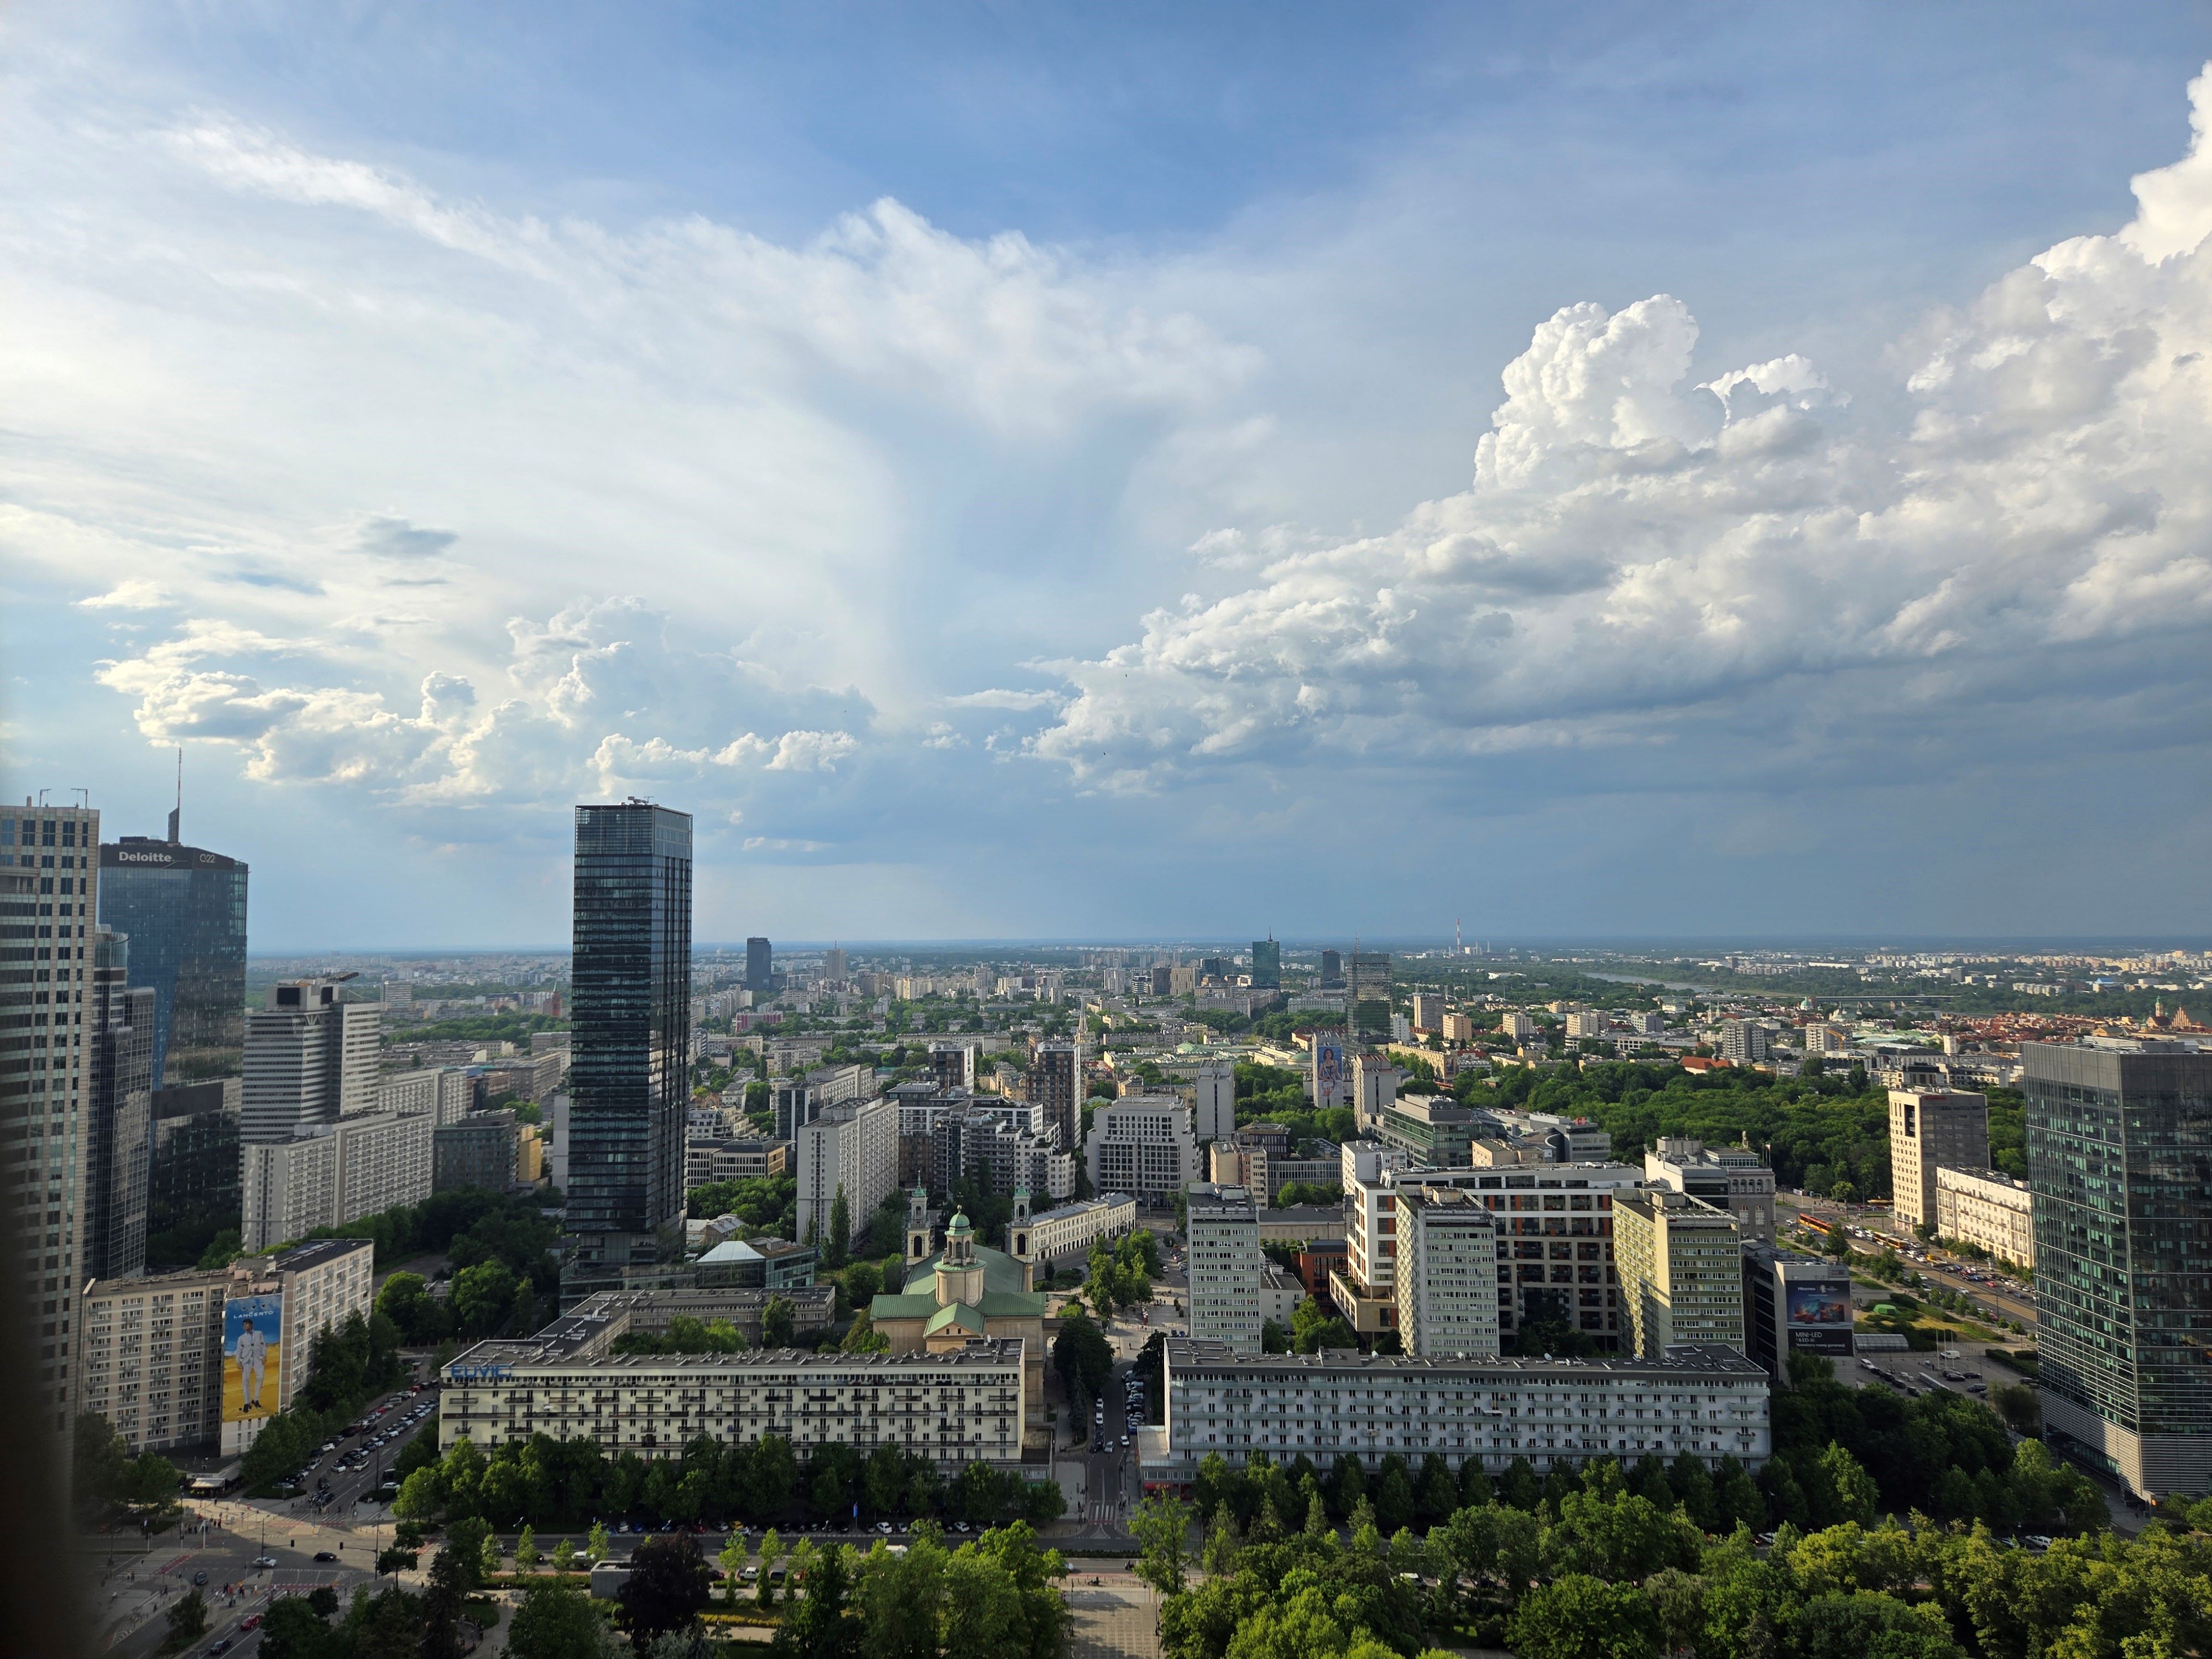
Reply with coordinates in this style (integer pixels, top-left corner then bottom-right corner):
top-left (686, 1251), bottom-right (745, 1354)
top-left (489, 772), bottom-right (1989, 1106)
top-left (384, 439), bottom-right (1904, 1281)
top-left (906, 1185), bottom-right (933, 1264)
top-left (934, 1210), bottom-right (986, 1309)
top-left (1009, 1187), bottom-right (1034, 1265)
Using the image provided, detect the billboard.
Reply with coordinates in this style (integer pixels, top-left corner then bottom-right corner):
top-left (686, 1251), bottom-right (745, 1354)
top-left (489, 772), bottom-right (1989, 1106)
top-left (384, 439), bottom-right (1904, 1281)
top-left (1312, 1037), bottom-right (1345, 1104)
top-left (223, 1293), bottom-right (284, 1423)
top-left (1785, 1278), bottom-right (1854, 1356)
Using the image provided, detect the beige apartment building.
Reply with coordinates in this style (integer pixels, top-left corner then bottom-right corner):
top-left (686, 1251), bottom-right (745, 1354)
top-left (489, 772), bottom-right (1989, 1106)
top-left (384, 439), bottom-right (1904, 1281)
top-left (1888, 1088), bottom-right (1990, 1230)
top-left (1934, 1165), bottom-right (2034, 1268)
top-left (77, 1267), bottom-right (229, 1455)
top-left (1392, 1187), bottom-right (1501, 1358)
top-left (1613, 1188), bottom-right (1745, 1358)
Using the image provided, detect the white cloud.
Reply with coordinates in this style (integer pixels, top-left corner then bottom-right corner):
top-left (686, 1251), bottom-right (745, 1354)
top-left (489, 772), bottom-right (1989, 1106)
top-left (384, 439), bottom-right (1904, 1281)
top-left (76, 580), bottom-right (171, 610)
top-left (1030, 66), bottom-right (2212, 793)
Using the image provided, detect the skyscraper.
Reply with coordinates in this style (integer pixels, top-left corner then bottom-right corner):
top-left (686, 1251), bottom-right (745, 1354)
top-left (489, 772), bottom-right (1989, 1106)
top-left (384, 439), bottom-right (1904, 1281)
top-left (2027, 1040), bottom-right (2212, 1500)
top-left (241, 976), bottom-right (380, 1144)
top-left (1, 800), bottom-right (100, 1436)
top-left (745, 935), bottom-right (773, 996)
top-left (1250, 938), bottom-right (1281, 989)
top-left (1349, 951), bottom-right (1393, 1041)
top-left (85, 926), bottom-right (154, 1281)
top-left (97, 824), bottom-right (248, 1087)
top-left (566, 802), bottom-right (693, 1294)
top-left (1319, 949), bottom-right (1343, 988)
top-left (1026, 1038), bottom-right (1080, 1152)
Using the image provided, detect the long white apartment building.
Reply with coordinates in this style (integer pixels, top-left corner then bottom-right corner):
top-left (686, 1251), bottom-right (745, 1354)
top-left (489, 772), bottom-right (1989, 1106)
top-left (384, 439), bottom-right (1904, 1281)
top-left (1334, 1145), bottom-right (1643, 1348)
top-left (1393, 1186), bottom-right (1501, 1358)
top-left (438, 1327), bottom-right (1027, 1469)
top-left (1010, 1191), bottom-right (1137, 1270)
top-left (377, 1065), bottom-right (476, 1126)
top-left (1084, 1095), bottom-right (1198, 1203)
top-left (794, 1093), bottom-right (898, 1251)
top-left (1142, 1339), bottom-right (1770, 1483)
top-left (241, 1108), bottom-right (434, 1251)
top-left (1934, 1165), bottom-right (2034, 1268)
top-left (1186, 1182), bottom-right (1264, 1353)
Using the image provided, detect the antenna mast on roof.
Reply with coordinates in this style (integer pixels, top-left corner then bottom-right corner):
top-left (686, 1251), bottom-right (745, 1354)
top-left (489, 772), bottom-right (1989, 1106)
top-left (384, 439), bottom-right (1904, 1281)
top-left (168, 747), bottom-right (182, 843)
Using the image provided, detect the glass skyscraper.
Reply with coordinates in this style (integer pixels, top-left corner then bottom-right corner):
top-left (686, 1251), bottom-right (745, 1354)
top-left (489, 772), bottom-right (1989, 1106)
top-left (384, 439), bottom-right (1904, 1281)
top-left (96, 828), bottom-right (248, 1086)
top-left (565, 802), bottom-right (692, 1293)
top-left (2027, 1039), bottom-right (2212, 1499)
top-left (1250, 938), bottom-right (1281, 989)
top-left (85, 926), bottom-right (153, 1281)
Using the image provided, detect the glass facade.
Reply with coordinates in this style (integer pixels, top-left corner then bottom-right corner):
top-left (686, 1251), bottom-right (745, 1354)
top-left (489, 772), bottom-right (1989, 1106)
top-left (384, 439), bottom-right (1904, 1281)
top-left (2027, 1041), bottom-right (2212, 1496)
top-left (96, 837), bottom-right (249, 1086)
top-left (566, 804), bottom-right (692, 1279)
top-left (1250, 939), bottom-right (1281, 989)
top-left (86, 926), bottom-right (153, 1281)
top-left (746, 935), bottom-right (771, 994)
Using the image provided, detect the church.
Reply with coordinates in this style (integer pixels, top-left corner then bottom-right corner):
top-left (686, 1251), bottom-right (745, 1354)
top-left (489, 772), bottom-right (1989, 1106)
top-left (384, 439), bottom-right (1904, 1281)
top-left (869, 1186), bottom-right (1051, 1422)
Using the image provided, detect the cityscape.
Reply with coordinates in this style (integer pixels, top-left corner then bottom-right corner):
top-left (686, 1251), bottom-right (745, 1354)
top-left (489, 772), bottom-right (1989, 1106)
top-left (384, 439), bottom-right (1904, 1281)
top-left (7, 8), bottom-right (2212, 1659)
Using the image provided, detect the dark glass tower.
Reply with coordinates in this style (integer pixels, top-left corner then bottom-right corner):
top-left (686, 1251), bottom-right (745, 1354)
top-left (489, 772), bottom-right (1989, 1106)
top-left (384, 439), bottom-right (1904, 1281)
top-left (1250, 939), bottom-right (1281, 989)
top-left (746, 935), bottom-right (772, 995)
top-left (96, 828), bottom-right (248, 1086)
top-left (565, 802), bottom-right (692, 1293)
top-left (86, 926), bottom-right (153, 1281)
top-left (2027, 1040), bottom-right (2212, 1500)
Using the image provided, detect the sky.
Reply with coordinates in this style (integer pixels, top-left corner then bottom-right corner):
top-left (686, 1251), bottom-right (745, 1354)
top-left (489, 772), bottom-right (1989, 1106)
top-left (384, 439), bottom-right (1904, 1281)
top-left (6, 3), bottom-right (2212, 950)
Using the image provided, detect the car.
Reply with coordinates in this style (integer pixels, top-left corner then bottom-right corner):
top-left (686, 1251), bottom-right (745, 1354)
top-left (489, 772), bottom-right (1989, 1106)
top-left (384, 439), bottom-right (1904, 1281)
top-left (242, 1614), bottom-right (263, 1632)
top-left (209, 1641), bottom-right (233, 1656)
top-left (876, 1522), bottom-right (893, 1533)
top-left (253, 1556), bottom-right (279, 1569)
top-left (953, 1522), bottom-right (971, 1533)
top-left (192, 1571), bottom-right (210, 1587)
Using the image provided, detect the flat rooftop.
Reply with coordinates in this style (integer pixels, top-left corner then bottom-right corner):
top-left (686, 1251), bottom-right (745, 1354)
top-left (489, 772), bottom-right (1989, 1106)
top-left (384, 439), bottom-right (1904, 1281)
top-left (1164, 1337), bottom-right (1766, 1380)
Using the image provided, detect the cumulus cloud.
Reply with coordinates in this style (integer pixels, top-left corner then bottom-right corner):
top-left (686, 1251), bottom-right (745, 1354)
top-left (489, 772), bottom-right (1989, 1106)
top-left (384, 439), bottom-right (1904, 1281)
top-left (76, 580), bottom-right (171, 610)
top-left (1032, 66), bottom-right (2212, 791)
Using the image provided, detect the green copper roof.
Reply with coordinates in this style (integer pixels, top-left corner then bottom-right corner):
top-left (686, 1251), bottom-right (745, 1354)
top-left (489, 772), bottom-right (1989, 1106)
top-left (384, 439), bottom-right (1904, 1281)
top-left (924, 1303), bottom-right (987, 1337)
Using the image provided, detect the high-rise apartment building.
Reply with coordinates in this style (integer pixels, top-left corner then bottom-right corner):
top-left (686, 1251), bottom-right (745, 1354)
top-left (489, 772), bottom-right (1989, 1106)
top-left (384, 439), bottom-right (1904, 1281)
top-left (2, 801), bottom-right (101, 1436)
top-left (85, 926), bottom-right (154, 1281)
top-left (928, 1040), bottom-right (979, 1094)
top-left (1613, 1188), bottom-right (1745, 1359)
top-left (240, 1108), bottom-right (434, 1251)
top-left (1411, 993), bottom-right (1447, 1033)
top-left (1887, 1087), bottom-right (1990, 1231)
top-left (96, 823), bottom-right (248, 1086)
top-left (1186, 1182), bottom-right (1263, 1353)
top-left (241, 977), bottom-right (380, 1143)
top-left (75, 1265), bottom-right (228, 1455)
top-left (745, 936), bottom-right (773, 995)
top-left (823, 947), bottom-right (848, 980)
top-left (1250, 939), bottom-right (1281, 990)
top-left (1027, 1037), bottom-right (1079, 1151)
top-left (2027, 1041), bottom-right (2212, 1499)
top-left (566, 803), bottom-right (693, 1293)
top-left (794, 1094), bottom-right (898, 1250)
top-left (1641, 1136), bottom-right (1776, 1242)
top-left (1718, 1020), bottom-right (1770, 1065)
top-left (1085, 1097), bottom-right (1198, 1203)
top-left (1393, 1186), bottom-right (1501, 1358)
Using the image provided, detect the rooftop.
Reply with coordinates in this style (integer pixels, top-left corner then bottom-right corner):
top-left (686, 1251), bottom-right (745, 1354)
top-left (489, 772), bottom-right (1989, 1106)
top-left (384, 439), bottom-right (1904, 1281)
top-left (1163, 1337), bottom-right (1766, 1380)
top-left (269, 1237), bottom-right (375, 1273)
top-left (446, 1335), bottom-right (1026, 1376)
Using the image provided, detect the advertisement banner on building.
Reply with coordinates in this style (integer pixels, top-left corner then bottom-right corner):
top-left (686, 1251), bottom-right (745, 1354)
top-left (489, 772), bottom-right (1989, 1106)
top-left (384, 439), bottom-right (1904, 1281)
top-left (1312, 1037), bottom-right (1345, 1103)
top-left (223, 1292), bottom-right (284, 1422)
top-left (1785, 1279), bottom-right (1854, 1355)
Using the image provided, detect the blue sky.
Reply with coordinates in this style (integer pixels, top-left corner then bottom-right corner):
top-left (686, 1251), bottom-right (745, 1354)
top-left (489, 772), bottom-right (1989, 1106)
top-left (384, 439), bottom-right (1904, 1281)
top-left (6, 3), bottom-right (2212, 949)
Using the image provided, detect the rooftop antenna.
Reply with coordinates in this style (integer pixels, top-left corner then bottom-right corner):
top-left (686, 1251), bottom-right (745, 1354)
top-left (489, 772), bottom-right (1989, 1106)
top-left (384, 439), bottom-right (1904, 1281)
top-left (168, 747), bottom-right (182, 843)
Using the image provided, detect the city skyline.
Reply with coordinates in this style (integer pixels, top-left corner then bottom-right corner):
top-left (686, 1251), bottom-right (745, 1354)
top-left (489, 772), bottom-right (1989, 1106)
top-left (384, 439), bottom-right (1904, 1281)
top-left (8, 9), bottom-right (2212, 945)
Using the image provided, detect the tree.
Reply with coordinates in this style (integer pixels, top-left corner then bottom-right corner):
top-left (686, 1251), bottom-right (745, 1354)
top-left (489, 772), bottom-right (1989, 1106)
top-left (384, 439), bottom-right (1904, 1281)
top-left (1130, 1492), bottom-right (1194, 1595)
top-left (451, 1259), bottom-right (520, 1338)
top-left (773, 1536), bottom-right (860, 1659)
top-left (1259, 1318), bottom-right (1291, 1354)
top-left (394, 1467), bottom-right (445, 1521)
top-left (618, 1532), bottom-right (713, 1644)
top-left (421, 1533), bottom-right (476, 1659)
top-left (375, 1271), bottom-right (448, 1343)
top-left (517, 1522), bottom-right (541, 1573)
top-left (1791, 1592), bottom-right (1964, 1659)
top-left (1509, 1573), bottom-right (1663, 1659)
top-left (1819, 1442), bottom-right (1880, 1528)
top-left (761, 1296), bottom-right (797, 1350)
top-left (258, 1594), bottom-right (336, 1659)
top-left (444, 1516), bottom-right (492, 1590)
top-left (73, 1412), bottom-right (129, 1513)
top-left (508, 1576), bottom-right (614, 1659)
top-left (552, 1537), bottom-right (577, 1575)
top-left (1052, 1311), bottom-right (1113, 1410)
top-left (758, 1528), bottom-right (785, 1607)
top-left (164, 1589), bottom-right (210, 1652)
top-left (586, 1521), bottom-right (609, 1564)
top-left (719, 1530), bottom-right (750, 1603)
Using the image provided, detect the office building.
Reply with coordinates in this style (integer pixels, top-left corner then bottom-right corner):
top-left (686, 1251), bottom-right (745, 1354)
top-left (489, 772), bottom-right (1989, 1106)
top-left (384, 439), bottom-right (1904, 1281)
top-left (794, 1093), bottom-right (898, 1250)
top-left (684, 1138), bottom-right (790, 1187)
top-left (1740, 1244), bottom-right (1854, 1383)
top-left (1348, 952), bottom-right (1392, 1040)
top-left (1352, 1053), bottom-right (1402, 1130)
top-left (1411, 994), bottom-right (1447, 1034)
top-left (928, 1040), bottom-right (979, 1093)
top-left (1208, 1140), bottom-right (1267, 1197)
top-left (1145, 1340), bottom-right (1769, 1482)
top-left (1026, 1038), bottom-right (1080, 1151)
top-left (239, 1108), bottom-right (434, 1251)
top-left (439, 1329), bottom-right (1029, 1468)
top-left (241, 977), bottom-right (380, 1142)
top-left (1, 801), bottom-right (100, 1436)
top-left (219, 1239), bottom-right (375, 1454)
top-left (1443, 1012), bottom-right (1477, 1044)
top-left (1375, 1094), bottom-right (1476, 1167)
top-left (694, 1235), bottom-right (820, 1290)
top-left (1613, 1188), bottom-right (1745, 1359)
top-left (1888, 1087), bottom-right (1990, 1231)
top-left (566, 802), bottom-right (693, 1293)
top-left (823, 947), bottom-right (848, 981)
top-left (435, 1110), bottom-right (521, 1193)
top-left (1319, 950), bottom-right (1343, 988)
top-left (1009, 1191), bottom-right (1138, 1270)
top-left (745, 936), bottom-right (773, 995)
top-left (1190, 1061), bottom-right (1235, 1144)
top-left (1393, 1186), bottom-right (1502, 1358)
top-left (75, 1266), bottom-right (228, 1455)
top-left (86, 925), bottom-right (155, 1281)
top-left (1085, 1096), bottom-right (1199, 1203)
top-left (1641, 1136), bottom-right (1776, 1242)
top-left (1186, 1182), bottom-right (1264, 1353)
top-left (1933, 1165), bottom-right (2034, 1269)
top-left (96, 823), bottom-right (248, 1086)
top-left (2027, 1040), bottom-right (2212, 1499)
top-left (1250, 939), bottom-right (1281, 990)
top-left (149, 1079), bottom-right (241, 1249)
